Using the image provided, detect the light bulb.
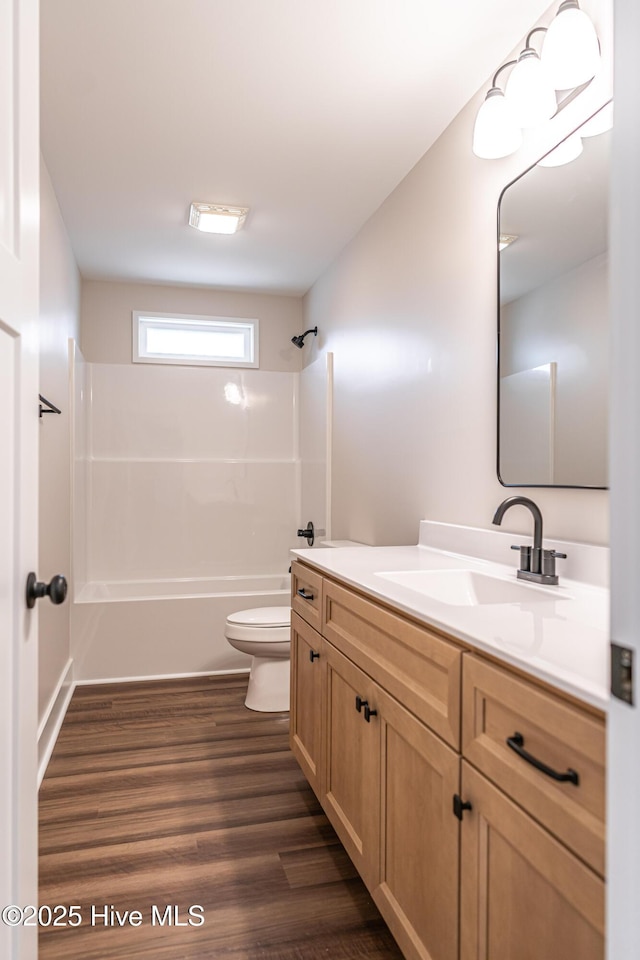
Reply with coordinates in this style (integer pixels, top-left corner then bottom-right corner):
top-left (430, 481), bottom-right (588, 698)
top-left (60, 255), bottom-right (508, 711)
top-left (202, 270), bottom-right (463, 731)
top-left (537, 132), bottom-right (583, 167)
top-left (541, 1), bottom-right (601, 89)
top-left (505, 48), bottom-right (557, 127)
top-left (473, 88), bottom-right (523, 160)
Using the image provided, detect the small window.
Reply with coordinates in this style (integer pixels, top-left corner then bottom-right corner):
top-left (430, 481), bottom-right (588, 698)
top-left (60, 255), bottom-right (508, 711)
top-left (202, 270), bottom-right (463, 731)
top-left (132, 312), bottom-right (259, 367)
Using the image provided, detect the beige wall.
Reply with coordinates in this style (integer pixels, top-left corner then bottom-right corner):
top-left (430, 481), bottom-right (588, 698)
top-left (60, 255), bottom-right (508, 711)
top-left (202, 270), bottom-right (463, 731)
top-left (303, 3), bottom-right (612, 547)
top-left (81, 280), bottom-right (304, 371)
top-left (39, 162), bottom-right (81, 721)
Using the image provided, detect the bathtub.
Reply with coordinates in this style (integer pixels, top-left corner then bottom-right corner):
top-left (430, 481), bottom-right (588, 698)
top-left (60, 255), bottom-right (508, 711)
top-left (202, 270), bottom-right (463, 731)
top-left (76, 574), bottom-right (291, 603)
top-left (71, 574), bottom-right (291, 683)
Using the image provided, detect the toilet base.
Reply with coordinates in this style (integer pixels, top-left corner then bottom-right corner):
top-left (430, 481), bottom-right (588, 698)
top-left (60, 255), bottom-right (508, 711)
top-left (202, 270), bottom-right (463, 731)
top-left (244, 655), bottom-right (290, 712)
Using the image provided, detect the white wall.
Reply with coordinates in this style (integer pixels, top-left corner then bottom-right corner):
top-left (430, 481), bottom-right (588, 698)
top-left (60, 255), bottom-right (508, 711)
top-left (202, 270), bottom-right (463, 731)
top-left (81, 279), bottom-right (304, 371)
top-left (38, 162), bottom-right (80, 722)
top-left (303, 0), bottom-right (612, 548)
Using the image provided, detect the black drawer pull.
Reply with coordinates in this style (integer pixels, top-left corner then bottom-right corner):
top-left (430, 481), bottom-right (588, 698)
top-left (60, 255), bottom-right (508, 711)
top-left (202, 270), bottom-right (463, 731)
top-left (506, 732), bottom-right (579, 786)
top-left (364, 704), bottom-right (377, 722)
top-left (355, 696), bottom-right (367, 713)
top-left (309, 650), bottom-right (320, 662)
top-left (297, 588), bottom-right (314, 601)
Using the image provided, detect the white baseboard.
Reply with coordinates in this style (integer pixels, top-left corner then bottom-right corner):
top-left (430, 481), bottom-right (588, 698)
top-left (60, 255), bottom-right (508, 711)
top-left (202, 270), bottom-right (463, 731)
top-left (73, 667), bottom-right (251, 686)
top-left (38, 659), bottom-right (74, 788)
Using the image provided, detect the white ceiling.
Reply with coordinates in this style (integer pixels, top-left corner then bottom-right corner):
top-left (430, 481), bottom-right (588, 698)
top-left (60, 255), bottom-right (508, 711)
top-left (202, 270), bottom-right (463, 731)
top-left (41, 0), bottom-right (554, 295)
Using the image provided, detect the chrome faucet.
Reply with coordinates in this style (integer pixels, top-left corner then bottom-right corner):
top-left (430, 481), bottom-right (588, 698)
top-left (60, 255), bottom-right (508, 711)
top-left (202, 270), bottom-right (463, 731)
top-left (492, 496), bottom-right (567, 585)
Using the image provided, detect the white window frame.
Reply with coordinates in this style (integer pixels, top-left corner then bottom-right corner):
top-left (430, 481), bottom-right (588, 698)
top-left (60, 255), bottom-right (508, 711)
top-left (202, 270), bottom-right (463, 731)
top-left (132, 312), bottom-right (259, 368)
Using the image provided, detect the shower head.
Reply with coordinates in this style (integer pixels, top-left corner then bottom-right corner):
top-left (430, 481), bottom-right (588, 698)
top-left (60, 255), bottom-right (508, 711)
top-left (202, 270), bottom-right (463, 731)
top-left (291, 327), bottom-right (318, 348)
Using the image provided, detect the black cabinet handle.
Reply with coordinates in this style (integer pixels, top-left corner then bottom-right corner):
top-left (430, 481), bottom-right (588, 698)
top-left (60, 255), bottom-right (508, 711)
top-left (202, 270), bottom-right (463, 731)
top-left (453, 794), bottom-right (473, 820)
top-left (364, 704), bottom-right (377, 722)
top-left (309, 650), bottom-right (320, 662)
top-left (506, 732), bottom-right (579, 786)
top-left (297, 588), bottom-right (314, 601)
top-left (355, 696), bottom-right (367, 713)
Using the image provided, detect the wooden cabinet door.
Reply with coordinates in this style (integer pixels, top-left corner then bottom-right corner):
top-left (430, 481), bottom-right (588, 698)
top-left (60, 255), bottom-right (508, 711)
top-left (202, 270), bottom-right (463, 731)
top-left (290, 612), bottom-right (325, 796)
top-left (323, 642), bottom-right (381, 889)
top-left (460, 762), bottom-right (604, 960)
top-left (374, 688), bottom-right (460, 960)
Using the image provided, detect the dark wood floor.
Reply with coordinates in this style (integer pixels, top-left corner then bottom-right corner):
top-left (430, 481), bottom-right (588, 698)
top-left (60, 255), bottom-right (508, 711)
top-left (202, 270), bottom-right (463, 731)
top-left (39, 673), bottom-right (403, 960)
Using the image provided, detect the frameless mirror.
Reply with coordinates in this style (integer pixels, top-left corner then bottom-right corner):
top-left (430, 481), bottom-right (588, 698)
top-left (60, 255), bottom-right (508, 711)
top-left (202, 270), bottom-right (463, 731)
top-left (497, 102), bottom-right (611, 488)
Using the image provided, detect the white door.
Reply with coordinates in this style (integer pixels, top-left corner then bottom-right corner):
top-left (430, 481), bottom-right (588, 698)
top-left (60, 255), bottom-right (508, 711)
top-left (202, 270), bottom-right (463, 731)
top-left (608, 1), bottom-right (640, 955)
top-left (1, 0), bottom-right (40, 958)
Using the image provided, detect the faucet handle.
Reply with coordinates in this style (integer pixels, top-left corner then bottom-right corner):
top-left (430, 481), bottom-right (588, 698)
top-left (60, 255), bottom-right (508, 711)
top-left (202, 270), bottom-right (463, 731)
top-left (542, 549), bottom-right (567, 578)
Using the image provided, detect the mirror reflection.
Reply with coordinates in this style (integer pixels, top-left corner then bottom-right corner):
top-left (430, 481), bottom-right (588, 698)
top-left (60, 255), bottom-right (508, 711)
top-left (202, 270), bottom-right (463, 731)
top-left (498, 103), bottom-right (611, 488)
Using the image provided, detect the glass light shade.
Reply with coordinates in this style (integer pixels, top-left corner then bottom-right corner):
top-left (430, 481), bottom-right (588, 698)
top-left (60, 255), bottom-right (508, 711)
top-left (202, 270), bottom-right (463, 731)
top-left (537, 132), bottom-right (583, 167)
top-left (541, 2), bottom-right (601, 89)
top-left (473, 88), bottom-right (523, 159)
top-left (505, 49), bottom-right (557, 127)
top-left (580, 101), bottom-right (613, 137)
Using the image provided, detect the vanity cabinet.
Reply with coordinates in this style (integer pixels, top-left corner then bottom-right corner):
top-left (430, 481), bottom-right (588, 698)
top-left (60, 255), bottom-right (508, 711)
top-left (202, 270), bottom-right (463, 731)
top-left (290, 611), bottom-right (325, 795)
top-left (459, 654), bottom-right (605, 960)
top-left (459, 761), bottom-right (604, 960)
top-left (289, 560), bottom-right (606, 960)
top-left (462, 654), bottom-right (605, 876)
top-left (323, 619), bottom-right (460, 959)
top-left (290, 561), bottom-right (461, 960)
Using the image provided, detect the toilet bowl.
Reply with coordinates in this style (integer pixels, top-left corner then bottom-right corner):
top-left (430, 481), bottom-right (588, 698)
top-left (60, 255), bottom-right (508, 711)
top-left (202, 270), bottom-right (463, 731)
top-left (225, 606), bottom-right (291, 712)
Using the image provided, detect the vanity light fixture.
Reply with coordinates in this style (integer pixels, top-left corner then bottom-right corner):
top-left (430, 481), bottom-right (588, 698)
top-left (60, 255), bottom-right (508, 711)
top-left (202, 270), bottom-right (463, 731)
top-left (472, 1), bottom-right (600, 160)
top-left (505, 31), bottom-right (557, 127)
top-left (472, 65), bottom-right (523, 160)
top-left (541, 0), bottom-right (601, 89)
top-left (189, 202), bottom-right (249, 234)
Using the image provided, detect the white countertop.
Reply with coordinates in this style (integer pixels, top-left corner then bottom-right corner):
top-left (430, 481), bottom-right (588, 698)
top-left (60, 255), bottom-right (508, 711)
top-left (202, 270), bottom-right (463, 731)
top-left (291, 538), bottom-right (610, 711)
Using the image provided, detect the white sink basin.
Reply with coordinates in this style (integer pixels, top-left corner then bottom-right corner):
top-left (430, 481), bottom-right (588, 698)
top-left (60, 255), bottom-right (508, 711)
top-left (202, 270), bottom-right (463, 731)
top-left (376, 569), bottom-right (563, 606)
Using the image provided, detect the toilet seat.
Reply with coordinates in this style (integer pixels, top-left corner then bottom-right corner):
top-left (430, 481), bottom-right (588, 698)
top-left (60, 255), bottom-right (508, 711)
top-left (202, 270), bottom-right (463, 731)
top-left (226, 606), bottom-right (290, 627)
top-left (224, 606), bottom-right (291, 644)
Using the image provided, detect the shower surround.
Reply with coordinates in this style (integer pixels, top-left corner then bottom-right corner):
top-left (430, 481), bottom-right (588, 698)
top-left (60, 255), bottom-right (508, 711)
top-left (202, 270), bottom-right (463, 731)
top-left (71, 353), bottom-right (302, 681)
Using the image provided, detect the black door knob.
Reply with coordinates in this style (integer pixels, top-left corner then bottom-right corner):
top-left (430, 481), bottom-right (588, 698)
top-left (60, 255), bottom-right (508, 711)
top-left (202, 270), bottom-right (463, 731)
top-left (26, 572), bottom-right (68, 609)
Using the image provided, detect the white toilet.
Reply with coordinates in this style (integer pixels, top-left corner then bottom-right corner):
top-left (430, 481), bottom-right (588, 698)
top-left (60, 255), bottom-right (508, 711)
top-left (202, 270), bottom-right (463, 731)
top-left (225, 606), bottom-right (291, 712)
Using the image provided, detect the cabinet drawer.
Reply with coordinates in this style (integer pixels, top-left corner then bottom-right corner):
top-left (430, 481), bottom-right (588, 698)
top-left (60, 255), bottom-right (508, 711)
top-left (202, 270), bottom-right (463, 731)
top-left (291, 561), bottom-right (323, 632)
top-left (462, 655), bottom-right (605, 876)
top-left (323, 578), bottom-right (461, 748)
